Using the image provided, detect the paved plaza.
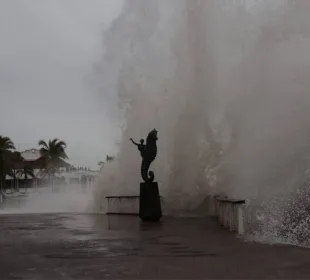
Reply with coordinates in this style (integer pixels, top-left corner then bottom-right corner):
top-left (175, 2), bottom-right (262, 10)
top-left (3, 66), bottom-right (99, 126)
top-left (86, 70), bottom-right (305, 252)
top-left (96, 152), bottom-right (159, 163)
top-left (1, 213), bottom-right (310, 279)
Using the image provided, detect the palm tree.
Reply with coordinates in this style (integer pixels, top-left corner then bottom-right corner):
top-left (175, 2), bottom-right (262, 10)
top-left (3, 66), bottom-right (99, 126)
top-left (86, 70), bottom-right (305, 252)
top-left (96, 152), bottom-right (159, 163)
top-left (17, 165), bottom-right (35, 192)
top-left (38, 138), bottom-right (68, 180)
top-left (7, 151), bottom-right (24, 191)
top-left (0, 136), bottom-right (16, 191)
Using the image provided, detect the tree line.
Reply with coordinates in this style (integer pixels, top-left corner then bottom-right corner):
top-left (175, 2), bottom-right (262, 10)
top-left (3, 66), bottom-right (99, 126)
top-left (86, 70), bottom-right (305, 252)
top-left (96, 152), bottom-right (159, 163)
top-left (0, 136), bottom-right (68, 190)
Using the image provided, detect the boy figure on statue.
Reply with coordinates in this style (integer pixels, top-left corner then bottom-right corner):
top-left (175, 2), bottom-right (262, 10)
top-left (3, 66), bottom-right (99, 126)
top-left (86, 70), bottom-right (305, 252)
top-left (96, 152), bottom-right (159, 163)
top-left (130, 138), bottom-right (145, 157)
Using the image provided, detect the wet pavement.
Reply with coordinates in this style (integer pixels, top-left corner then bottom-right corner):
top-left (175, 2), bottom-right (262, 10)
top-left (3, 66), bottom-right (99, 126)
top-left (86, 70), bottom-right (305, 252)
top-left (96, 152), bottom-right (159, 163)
top-left (1, 214), bottom-right (310, 279)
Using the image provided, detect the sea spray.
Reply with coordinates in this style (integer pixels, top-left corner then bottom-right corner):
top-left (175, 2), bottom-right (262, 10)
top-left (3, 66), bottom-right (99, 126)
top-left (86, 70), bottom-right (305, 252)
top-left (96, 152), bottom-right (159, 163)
top-left (94, 0), bottom-right (310, 242)
top-left (93, 0), bottom-right (224, 215)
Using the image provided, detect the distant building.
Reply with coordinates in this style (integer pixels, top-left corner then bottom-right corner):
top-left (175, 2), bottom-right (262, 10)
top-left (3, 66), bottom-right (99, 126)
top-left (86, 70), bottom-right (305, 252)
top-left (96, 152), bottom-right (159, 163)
top-left (20, 149), bottom-right (47, 170)
top-left (12, 149), bottom-right (70, 179)
top-left (5, 149), bottom-right (100, 186)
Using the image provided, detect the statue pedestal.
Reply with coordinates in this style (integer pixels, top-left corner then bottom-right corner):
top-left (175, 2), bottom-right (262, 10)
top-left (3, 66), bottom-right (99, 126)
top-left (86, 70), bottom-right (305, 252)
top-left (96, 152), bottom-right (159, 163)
top-left (139, 182), bottom-right (162, 222)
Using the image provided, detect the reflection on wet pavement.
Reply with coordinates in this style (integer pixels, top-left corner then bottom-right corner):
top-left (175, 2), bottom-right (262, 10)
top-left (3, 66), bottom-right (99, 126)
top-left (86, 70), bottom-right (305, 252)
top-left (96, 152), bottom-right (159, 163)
top-left (1, 213), bottom-right (310, 279)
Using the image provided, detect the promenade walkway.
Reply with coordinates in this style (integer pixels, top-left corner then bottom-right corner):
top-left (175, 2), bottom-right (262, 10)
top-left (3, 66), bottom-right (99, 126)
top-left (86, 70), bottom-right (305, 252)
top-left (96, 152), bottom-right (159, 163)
top-left (0, 213), bottom-right (310, 279)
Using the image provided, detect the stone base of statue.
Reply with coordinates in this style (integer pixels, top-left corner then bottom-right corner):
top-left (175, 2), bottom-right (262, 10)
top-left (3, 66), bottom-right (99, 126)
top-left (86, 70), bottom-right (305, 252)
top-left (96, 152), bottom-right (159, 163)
top-left (139, 182), bottom-right (162, 222)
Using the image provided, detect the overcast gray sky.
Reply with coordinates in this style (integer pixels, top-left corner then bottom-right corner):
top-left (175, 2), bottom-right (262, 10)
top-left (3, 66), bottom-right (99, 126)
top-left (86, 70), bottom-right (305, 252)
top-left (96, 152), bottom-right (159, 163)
top-left (0, 0), bottom-right (123, 169)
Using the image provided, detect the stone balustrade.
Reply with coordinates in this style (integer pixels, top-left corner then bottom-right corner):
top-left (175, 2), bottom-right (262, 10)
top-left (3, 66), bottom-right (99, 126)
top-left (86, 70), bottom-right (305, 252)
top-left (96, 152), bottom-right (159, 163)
top-left (106, 195), bottom-right (165, 215)
top-left (106, 195), bottom-right (140, 215)
top-left (1, 191), bottom-right (247, 234)
top-left (105, 195), bottom-right (246, 235)
top-left (208, 195), bottom-right (246, 234)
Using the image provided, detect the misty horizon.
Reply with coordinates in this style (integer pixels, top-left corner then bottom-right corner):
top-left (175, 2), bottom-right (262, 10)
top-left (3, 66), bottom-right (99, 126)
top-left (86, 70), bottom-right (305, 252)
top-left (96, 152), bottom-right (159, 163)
top-left (0, 0), bottom-right (123, 169)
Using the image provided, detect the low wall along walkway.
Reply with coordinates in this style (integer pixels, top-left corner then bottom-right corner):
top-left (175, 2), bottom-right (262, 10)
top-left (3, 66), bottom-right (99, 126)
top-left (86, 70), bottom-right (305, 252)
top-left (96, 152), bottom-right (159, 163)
top-left (105, 194), bottom-right (247, 234)
top-left (1, 190), bottom-right (248, 235)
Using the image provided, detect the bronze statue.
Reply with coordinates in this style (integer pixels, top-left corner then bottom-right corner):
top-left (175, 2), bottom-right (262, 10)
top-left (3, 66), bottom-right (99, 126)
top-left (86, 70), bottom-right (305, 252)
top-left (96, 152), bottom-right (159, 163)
top-left (130, 129), bottom-right (158, 182)
top-left (130, 138), bottom-right (145, 157)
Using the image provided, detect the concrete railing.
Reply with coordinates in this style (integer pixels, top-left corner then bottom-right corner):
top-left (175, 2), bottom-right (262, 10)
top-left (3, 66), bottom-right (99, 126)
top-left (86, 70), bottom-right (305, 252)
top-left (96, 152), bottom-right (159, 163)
top-left (208, 195), bottom-right (246, 234)
top-left (106, 196), bottom-right (140, 215)
top-left (105, 194), bottom-right (246, 234)
top-left (105, 195), bottom-right (164, 215)
top-left (0, 191), bottom-right (28, 207)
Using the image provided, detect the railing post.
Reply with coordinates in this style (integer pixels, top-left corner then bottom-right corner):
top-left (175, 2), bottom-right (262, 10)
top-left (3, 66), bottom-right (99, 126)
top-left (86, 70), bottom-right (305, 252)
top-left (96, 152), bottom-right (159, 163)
top-left (224, 203), bottom-right (228, 228)
top-left (107, 197), bottom-right (110, 214)
top-left (232, 204), bottom-right (238, 231)
top-left (237, 205), bottom-right (244, 235)
top-left (214, 196), bottom-right (246, 234)
top-left (105, 196), bottom-right (141, 215)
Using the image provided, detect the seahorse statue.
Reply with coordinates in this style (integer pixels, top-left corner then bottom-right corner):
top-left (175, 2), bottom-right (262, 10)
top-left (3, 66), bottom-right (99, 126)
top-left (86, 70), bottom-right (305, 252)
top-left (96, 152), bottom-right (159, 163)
top-left (131, 129), bottom-right (158, 182)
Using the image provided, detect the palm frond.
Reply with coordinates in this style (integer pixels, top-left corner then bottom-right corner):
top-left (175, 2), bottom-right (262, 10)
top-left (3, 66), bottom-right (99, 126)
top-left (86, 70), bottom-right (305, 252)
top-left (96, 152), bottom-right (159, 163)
top-left (56, 140), bottom-right (67, 148)
top-left (0, 136), bottom-right (15, 151)
top-left (38, 140), bottom-right (49, 150)
top-left (39, 147), bottom-right (49, 157)
top-left (51, 138), bottom-right (59, 145)
top-left (17, 165), bottom-right (36, 179)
